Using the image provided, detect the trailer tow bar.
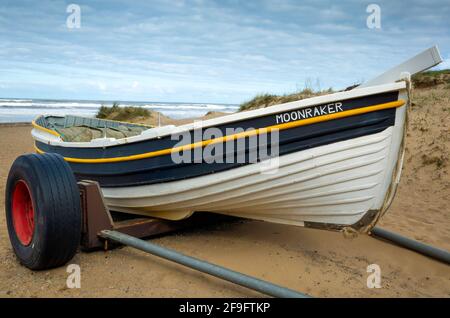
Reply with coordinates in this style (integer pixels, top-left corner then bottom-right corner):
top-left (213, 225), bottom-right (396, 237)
top-left (100, 230), bottom-right (311, 298)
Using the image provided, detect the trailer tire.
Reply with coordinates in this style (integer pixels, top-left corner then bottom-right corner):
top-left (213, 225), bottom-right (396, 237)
top-left (5, 153), bottom-right (81, 270)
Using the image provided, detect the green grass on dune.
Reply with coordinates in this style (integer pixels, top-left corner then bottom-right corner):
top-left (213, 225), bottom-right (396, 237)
top-left (94, 69), bottom-right (450, 122)
top-left (96, 102), bottom-right (151, 121)
top-left (240, 69), bottom-right (450, 111)
top-left (239, 88), bottom-right (333, 112)
top-left (418, 69), bottom-right (450, 76)
top-left (412, 69), bottom-right (450, 88)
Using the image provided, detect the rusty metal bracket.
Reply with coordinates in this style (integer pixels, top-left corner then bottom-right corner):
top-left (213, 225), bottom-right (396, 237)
top-left (79, 180), bottom-right (112, 250)
top-left (78, 180), bottom-right (224, 251)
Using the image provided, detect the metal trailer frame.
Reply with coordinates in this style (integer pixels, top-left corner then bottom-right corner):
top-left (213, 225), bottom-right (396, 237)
top-left (78, 180), bottom-right (222, 251)
top-left (77, 180), bottom-right (310, 298)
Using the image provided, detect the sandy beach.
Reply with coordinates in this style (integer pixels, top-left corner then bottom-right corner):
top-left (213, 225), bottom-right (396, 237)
top-left (0, 84), bottom-right (449, 297)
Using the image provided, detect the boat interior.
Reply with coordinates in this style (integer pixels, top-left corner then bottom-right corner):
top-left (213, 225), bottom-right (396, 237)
top-left (34, 115), bottom-right (152, 142)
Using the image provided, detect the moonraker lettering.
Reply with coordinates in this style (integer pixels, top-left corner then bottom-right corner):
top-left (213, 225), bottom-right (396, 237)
top-left (276, 102), bottom-right (343, 124)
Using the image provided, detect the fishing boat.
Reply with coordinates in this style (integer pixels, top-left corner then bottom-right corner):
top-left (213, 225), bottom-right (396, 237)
top-left (30, 46), bottom-right (442, 233)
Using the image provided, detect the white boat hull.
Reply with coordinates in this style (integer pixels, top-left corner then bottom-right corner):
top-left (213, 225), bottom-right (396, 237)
top-left (102, 94), bottom-right (407, 231)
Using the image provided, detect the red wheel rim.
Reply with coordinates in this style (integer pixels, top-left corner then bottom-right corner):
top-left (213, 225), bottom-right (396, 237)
top-left (11, 180), bottom-right (35, 245)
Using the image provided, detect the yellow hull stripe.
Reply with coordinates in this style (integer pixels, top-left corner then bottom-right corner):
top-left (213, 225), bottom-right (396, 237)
top-left (34, 99), bottom-right (405, 164)
top-left (32, 120), bottom-right (61, 137)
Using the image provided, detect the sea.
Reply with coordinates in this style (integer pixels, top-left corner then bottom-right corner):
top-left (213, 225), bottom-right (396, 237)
top-left (0, 98), bottom-right (239, 123)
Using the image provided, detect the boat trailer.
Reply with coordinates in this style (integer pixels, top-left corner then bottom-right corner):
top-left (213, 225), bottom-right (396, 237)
top-left (78, 180), bottom-right (310, 298)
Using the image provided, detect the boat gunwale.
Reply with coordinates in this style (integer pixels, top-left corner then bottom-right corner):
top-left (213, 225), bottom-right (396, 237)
top-left (31, 81), bottom-right (407, 149)
top-left (34, 99), bottom-right (404, 164)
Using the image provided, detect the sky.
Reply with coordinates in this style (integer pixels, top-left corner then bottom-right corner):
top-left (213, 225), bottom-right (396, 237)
top-left (0, 0), bottom-right (449, 104)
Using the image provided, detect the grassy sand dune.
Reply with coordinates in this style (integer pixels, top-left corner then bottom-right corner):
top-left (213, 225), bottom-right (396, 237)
top-left (238, 88), bottom-right (334, 112)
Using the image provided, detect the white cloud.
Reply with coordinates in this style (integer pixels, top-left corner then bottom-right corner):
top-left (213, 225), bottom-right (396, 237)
top-left (0, 0), bottom-right (449, 103)
top-left (96, 82), bottom-right (107, 92)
